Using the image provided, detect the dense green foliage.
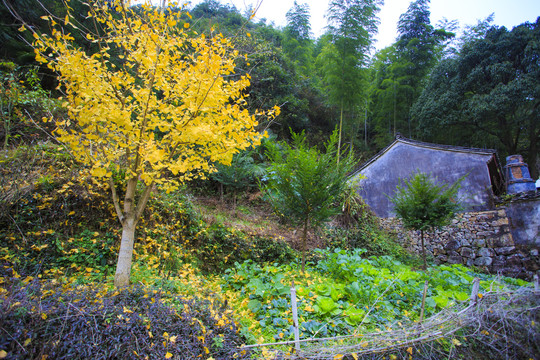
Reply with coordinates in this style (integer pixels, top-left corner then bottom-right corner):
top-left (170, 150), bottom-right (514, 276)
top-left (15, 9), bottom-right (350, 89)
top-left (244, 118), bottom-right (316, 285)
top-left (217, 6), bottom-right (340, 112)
top-left (210, 148), bottom-right (266, 207)
top-left (370, 0), bottom-right (454, 147)
top-left (412, 18), bottom-right (540, 178)
top-left (221, 249), bottom-right (531, 343)
top-left (1, 0), bottom-right (538, 173)
top-left (262, 130), bottom-right (355, 271)
top-left (390, 172), bottom-right (463, 268)
top-left (390, 173), bottom-right (463, 232)
top-left (0, 146), bottom-right (297, 278)
top-left (0, 61), bottom-right (60, 149)
top-left (319, 0), bottom-right (382, 150)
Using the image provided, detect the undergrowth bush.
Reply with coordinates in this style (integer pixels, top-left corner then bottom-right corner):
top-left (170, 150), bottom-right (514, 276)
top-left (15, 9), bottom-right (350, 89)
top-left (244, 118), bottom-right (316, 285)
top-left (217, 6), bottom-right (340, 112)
top-left (191, 223), bottom-right (298, 273)
top-left (1, 151), bottom-right (299, 281)
top-left (250, 235), bottom-right (297, 264)
top-left (0, 176), bottom-right (120, 278)
top-left (0, 277), bottom-right (251, 360)
top-left (191, 223), bottom-right (251, 273)
top-left (0, 63), bottom-right (63, 149)
top-left (328, 186), bottom-right (406, 260)
top-left (324, 224), bottom-right (404, 259)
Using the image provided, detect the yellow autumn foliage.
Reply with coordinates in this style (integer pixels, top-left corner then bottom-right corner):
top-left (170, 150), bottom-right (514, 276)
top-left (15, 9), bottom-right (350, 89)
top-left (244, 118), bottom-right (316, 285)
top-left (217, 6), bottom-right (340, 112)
top-left (33, 0), bottom-right (278, 192)
top-left (31, 0), bottom-right (279, 287)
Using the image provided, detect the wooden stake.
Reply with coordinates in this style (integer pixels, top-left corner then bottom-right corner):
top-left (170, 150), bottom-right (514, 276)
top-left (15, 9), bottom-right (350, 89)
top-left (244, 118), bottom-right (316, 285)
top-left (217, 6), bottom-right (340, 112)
top-left (419, 280), bottom-right (428, 324)
top-left (469, 277), bottom-right (480, 306)
top-left (290, 281), bottom-right (300, 352)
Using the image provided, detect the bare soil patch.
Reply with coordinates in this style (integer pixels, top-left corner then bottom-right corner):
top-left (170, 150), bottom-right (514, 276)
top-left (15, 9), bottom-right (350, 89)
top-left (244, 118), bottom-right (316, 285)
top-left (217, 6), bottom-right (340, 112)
top-left (192, 195), bottom-right (326, 251)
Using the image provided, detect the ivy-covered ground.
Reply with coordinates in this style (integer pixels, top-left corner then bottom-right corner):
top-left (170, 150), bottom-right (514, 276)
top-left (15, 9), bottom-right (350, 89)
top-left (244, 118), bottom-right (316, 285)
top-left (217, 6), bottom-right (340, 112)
top-left (1, 144), bottom-right (538, 359)
top-left (218, 250), bottom-right (535, 358)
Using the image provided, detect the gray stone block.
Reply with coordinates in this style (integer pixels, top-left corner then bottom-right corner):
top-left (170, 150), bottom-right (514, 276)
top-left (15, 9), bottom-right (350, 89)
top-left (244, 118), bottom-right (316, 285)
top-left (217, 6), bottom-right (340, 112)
top-left (433, 247), bottom-right (445, 256)
top-left (436, 254), bottom-right (448, 263)
top-left (448, 255), bottom-right (463, 264)
top-left (460, 247), bottom-right (475, 258)
top-left (523, 257), bottom-right (540, 271)
top-left (507, 254), bottom-right (523, 266)
top-left (477, 248), bottom-right (495, 257)
top-left (492, 256), bottom-right (507, 267)
top-left (474, 257), bottom-right (493, 266)
top-left (445, 240), bottom-right (461, 251)
top-left (473, 239), bottom-right (486, 247)
top-left (492, 234), bottom-right (514, 247)
top-left (495, 246), bottom-right (516, 255)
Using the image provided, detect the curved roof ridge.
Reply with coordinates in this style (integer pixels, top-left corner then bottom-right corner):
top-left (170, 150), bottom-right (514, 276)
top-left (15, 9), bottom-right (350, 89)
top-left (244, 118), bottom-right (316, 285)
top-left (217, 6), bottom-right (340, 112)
top-left (394, 133), bottom-right (497, 155)
top-left (351, 134), bottom-right (498, 177)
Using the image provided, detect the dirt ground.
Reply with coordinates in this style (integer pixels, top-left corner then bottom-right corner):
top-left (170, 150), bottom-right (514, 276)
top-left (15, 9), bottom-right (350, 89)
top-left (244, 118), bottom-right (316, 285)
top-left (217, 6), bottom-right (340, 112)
top-left (193, 195), bottom-right (327, 251)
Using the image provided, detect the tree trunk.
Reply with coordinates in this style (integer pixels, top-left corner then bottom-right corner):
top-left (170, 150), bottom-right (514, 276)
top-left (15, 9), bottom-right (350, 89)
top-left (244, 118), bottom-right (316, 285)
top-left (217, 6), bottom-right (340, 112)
top-left (420, 229), bottom-right (426, 270)
top-left (527, 116), bottom-right (539, 179)
top-left (337, 101), bottom-right (343, 165)
top-left (233, 189), bottom-right (237, 216)
top-left (111, 177), bottom-right (154, 287)
top-left (364, 98), bottom-right (368, 147)
top-left (114, 217), bottom-right (136, 287)
top-left (301, 218), bottom-right (308, 273)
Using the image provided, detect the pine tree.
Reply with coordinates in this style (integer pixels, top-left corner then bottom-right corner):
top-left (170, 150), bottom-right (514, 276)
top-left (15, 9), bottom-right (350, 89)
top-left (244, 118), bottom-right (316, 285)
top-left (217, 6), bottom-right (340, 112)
top-left (390, 173), bottom-right (463, 269)
top-left (262, 129), bottom-right (355, 272)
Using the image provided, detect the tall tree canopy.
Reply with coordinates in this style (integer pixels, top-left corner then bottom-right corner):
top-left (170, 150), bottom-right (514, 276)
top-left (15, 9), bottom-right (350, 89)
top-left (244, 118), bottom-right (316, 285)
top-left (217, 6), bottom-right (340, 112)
top-left (32, 0), bottom-right (278, 287)
top-left (1, 0), bottom-right (68, 63)
top-left (370, 0), bottom-right (453, 147)
top-left (412, 18), bottom-right (540, 178)
top-left (395, 0), bottom-right (453, 88)
top-left (285, 1), bottom-right (311, 41)
top-left (283, 1), bottom-right (313, 76)
top-left (320, 0), bottom-right (382, 152)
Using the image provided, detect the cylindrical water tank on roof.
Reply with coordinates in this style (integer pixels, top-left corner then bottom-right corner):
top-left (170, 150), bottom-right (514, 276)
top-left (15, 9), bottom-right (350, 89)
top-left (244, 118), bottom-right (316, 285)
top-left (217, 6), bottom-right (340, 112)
top-left (505, 155), bottom-right (536, 194)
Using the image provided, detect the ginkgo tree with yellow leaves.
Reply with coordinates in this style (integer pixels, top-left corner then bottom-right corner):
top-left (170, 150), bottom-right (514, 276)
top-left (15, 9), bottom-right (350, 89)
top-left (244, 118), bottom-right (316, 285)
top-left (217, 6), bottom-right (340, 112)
top-left (31, 0), bottom-right (278, 287)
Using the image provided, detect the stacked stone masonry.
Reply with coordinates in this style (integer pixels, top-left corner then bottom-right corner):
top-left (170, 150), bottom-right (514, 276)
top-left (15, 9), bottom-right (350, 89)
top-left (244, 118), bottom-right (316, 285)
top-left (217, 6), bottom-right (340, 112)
top-left (380, 208), bottom-right (540, 280)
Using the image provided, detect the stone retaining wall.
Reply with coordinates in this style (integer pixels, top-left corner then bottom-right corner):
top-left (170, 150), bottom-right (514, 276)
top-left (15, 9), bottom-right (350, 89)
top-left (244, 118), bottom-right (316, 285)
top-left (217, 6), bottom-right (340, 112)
top-left (380, 208), bottom-right (539, 279)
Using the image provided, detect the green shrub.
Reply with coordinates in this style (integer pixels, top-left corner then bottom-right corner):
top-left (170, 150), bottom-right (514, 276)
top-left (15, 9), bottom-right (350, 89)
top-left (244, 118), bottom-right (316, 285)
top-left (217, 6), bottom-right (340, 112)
top-left (328, 185), bottom-right (405, 260)
top-left (191, 223), bottom-right (251, 273)
top-left (250, 235), bottom-right (297, 264)
top-left (56, 230), bottom-right (118, 276)
top-left (323, 223), bottom-right (404, 259)
top-left (191, 223), bottom-right (299, 273)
